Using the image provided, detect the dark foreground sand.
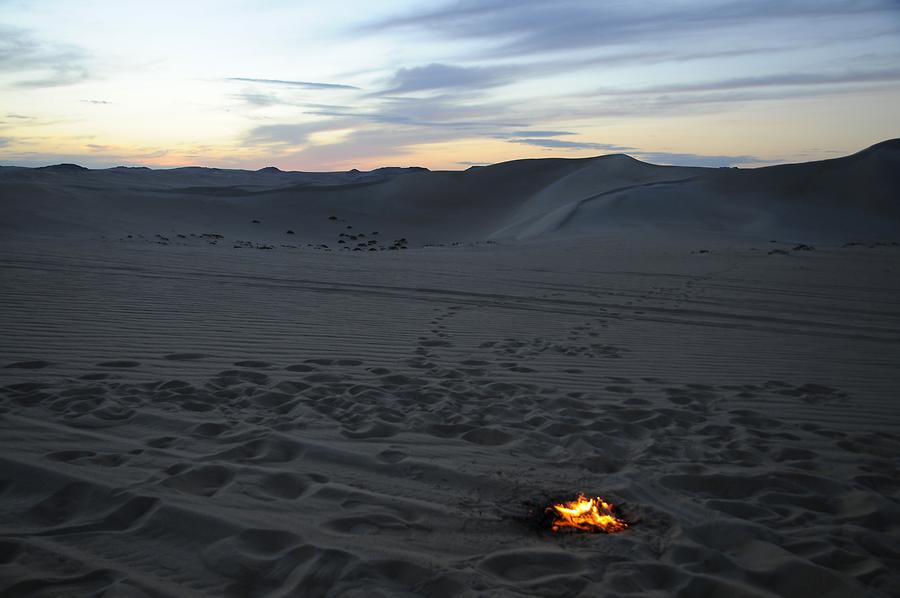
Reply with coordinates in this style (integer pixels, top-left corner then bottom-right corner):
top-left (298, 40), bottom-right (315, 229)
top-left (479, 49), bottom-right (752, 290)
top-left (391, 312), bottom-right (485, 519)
top-left (1, 235), bottom-right (898, 597)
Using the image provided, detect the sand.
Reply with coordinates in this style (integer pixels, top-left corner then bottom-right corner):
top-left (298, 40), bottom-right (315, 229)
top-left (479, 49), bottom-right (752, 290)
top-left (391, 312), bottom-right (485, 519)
top-left (1, 143), bottom-right (899, 597)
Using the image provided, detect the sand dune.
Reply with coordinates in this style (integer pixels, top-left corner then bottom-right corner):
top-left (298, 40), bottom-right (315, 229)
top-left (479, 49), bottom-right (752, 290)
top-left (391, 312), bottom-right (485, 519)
top-left (3, 140), bottom-right (898, 245)
top-left (1, 143), bottom-right (899, 597)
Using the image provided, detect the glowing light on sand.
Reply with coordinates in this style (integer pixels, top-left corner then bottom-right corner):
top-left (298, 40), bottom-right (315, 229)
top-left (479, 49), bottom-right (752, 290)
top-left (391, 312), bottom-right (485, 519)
top-left (546, 494), bottom-right (628, 533)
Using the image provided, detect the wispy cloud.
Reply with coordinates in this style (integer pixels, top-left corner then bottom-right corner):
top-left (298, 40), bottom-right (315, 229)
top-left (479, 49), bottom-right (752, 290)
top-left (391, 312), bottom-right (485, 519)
top-left (507, 138), bottom-right (630, 151)
top-left (507, 130), bottom-right (575, 138)
top-left (371, 0), bottom-right (900, 58)
top-left (361, 0), bottom-right (900, 113)
top-left (636, 151), bottom-right (767, 167)
top-left (600, 67), bottom-right (900, 95)
top-left (225, 77), bottom-right (360, 90)
top-left (243, 121), bottom-right (350, 146)
top-left (382, 63), bottom-right (514, 94)
top-left (230, 91), bottom-right (284, 107)
top-left (0, 24), bottom-right (91, 88)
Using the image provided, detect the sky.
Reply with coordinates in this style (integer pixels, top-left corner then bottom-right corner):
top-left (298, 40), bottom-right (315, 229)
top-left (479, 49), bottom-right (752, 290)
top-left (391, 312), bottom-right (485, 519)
top-left (1, 0), bottom-right (899, 171)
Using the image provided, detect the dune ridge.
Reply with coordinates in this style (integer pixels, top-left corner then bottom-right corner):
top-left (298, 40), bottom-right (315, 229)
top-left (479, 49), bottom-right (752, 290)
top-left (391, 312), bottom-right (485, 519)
top-left (1, 141), bottom-right (899, 596)
top-left (2, 140), bottom-right (898, 244)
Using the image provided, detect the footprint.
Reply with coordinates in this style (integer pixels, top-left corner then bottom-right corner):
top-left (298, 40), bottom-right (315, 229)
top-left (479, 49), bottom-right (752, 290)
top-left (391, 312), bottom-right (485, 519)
top-left (274, 380), bottom-right (311, 393)
top-left (164, 353), bottom-right (209, 361)
top-left (161, 464), bottom-right (235, 496)
top-left (97, 360), bottom-right (141, 368)
top-left (419, 340), bottom-right (451, 347)
top-left (79, 373), bottom-right (112, 380)
top-left (342, 421), bottom-right (398, 439)
top-left (45, 450), bottom-right (97, 462)
top-left (207, 438), bottom-right (305, 463)
top-left (323, 514), bottom-right (412, 535)
top-left (5, 360), bottom-right (54, 369)
top-left (0, 539), bottom-right (22, 564)
top-left (234, 360), bottom-right (273, 368)
top-left (212, 369), bottom-right (270, 385)
top-left (305, 358), bottom-right (335, 366)
top-left (606, 385), bottom-right (634, 394)
top-left (335, 359), bottom-right (363, 366)
top-left (256, 472), bottom-right (317, 500)
top-left (303, 373), bottom-right (342, 384)
top-left (158, 379), bottom-right (191, 390)
top-left (376, 449), bottom-right (408, 463)
top-left (624, 397), bottom-right (652, 406)
top-left (27, 481), bottom-right (156, 535)
top-left (251, 391), bottom-right (294, 408)
top-left (146, 436), bottom-right (177, 448)
top-left (461, 427), bottom-right (514, 446)
top-left (480, 549), bottom-right (585, 582)
top-left (190, 422), bottom-right (230, 437)
top-left (47, 451), bottom-right (128, 467)
top-left (202, 529), bottom-right (312, 594)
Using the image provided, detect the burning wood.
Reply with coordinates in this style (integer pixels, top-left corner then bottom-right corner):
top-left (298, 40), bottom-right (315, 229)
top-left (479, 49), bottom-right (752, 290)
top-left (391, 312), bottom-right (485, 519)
top-left (546, 494), bottom-right (628, 533)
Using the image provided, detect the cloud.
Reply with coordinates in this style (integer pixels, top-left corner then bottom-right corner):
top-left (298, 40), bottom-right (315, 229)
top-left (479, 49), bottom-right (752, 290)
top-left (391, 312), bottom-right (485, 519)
top-left (296, 91), bottom-right (530, 132)
top-left (225, 77), bottom-right (360, 90)
top-left (532, 78), bottom-right (900, 122)
top-left (241, 102), bottom-right (523, 150)
top-left (507, 138), bottom-right (631, 151)
top-left (371, 0), bottom-right (900, 59)
top-left (362, 1), bottom-right (900, 107)
top-left (81, 99), bottom-right (113, 105)
top-left (502, 134), bottom-right (768, 165)
top-left (0, 137), bottom-right (11, 148)
top-left (636, 151), bottom-right (767, 167)
top-left (601, 67), bottom-right (900, 95)
top-left (383, 63), bottom-right (514, 94)
top-left (0, 147), bottom-right (170, 168)
top-left (243, 121), bottom-right (351, 146)
top-left (507, 130), bottom-right (575, 138)
top-left (0, 24), bottom-right (91, 88)
top-left (275, 125), bottom-right (464, 168)
top-left (231, 91), bottom-right (283, 107)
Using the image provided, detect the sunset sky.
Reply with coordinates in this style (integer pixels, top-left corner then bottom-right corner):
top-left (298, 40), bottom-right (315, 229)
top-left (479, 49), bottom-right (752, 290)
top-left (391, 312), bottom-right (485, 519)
top-left (1, 0), bottom-right (899, 170)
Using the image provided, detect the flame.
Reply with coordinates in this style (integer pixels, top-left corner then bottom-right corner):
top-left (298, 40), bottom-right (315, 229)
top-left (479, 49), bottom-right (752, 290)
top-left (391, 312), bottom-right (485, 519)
top-left (546, 494), bottom-right (628, 533)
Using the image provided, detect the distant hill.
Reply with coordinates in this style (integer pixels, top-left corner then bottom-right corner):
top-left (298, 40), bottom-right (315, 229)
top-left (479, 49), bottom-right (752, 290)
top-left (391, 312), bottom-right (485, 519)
top-left (1, 140), bottom-right (898, 243)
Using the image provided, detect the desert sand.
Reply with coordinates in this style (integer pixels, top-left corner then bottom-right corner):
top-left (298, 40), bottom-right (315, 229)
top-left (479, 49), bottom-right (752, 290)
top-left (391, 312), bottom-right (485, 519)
top-left (1, 141), bottom-right (899, 597)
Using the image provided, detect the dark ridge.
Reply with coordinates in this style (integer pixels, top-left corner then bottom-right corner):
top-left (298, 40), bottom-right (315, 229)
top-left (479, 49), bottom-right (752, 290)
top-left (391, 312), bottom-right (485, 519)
top-left (38, 163), bottom-right (88, 171)
top-left (728, 137), bottom-right (900, 177)
top-left (257, 166), bottom-right (282, 173)
top-left (861, 138), bottom-right (900, 153)
top-left (371, 166), bottom-right (430, 173)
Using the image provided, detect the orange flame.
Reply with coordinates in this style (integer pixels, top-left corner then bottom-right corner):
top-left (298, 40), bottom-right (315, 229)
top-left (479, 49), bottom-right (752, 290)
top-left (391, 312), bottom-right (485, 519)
top-left (546, 494), bottom-right (628, 533)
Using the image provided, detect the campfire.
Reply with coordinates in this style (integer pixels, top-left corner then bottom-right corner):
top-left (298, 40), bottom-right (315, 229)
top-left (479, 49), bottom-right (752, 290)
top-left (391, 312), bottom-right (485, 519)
top-left (546, 494), bottom-right (628, 533)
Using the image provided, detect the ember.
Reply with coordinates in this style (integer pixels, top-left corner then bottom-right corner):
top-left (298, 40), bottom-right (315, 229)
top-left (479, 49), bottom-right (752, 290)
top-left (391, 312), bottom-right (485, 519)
top-left (546, 494), bottom-right (628, 533)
